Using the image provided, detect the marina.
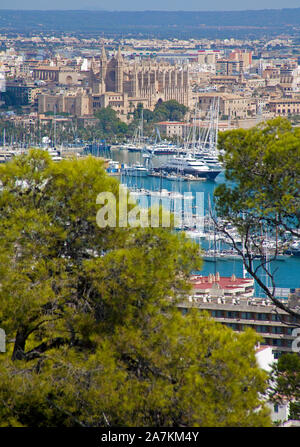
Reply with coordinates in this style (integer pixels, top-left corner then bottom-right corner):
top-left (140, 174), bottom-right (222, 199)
top-left (2, 6), bottom-right (300, 427)
top-left (0, 140), bottom-right (298, 299)
top-left (99, 145), bottom-right (300, 298)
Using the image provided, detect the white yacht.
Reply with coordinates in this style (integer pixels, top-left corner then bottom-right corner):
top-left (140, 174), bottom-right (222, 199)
top-left (195, 150), bottom-right (222, 168)
top-left (121, 163), bottom-right (148, 177)
top-left (156, 154), bottom-right (221, 180)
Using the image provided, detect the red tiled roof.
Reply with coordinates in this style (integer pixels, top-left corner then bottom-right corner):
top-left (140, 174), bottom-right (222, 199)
top-left (255, 345), bottom-right (272, 353)
top-left (190, 274), bottom-right (253, 291)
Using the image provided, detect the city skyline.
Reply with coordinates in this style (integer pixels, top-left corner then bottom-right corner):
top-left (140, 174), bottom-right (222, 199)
top-left (0, 0), bottom-right (300, 11)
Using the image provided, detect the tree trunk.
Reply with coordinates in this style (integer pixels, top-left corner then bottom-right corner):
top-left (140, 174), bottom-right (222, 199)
top-left (12, 329), bottom-right (27, 361)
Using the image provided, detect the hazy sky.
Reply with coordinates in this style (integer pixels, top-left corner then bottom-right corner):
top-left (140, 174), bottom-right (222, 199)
top-left (0, 1), bottom-right (299, 11)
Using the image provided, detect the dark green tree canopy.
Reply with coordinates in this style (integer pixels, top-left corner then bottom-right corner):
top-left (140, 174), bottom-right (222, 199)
top-left (94, 106), bottom-right (128, 137)
top-left (132, 100), bottom-right (188, 124)
top-left (153, 99), bottom-right (189, 122)
top-left (0, 150), bottom-right (271, 427)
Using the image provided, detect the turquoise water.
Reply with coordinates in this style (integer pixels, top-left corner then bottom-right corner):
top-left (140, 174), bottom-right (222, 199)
top-left (105, 147), bottom-right (300, 296)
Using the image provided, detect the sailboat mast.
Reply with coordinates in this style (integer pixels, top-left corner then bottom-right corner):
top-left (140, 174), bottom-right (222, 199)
top-left (141, 108), bottom-right (143, 143)
top-left (215, 97), bottom-right (219, 153)
top-left (192, 105), bottom-right (197, 157)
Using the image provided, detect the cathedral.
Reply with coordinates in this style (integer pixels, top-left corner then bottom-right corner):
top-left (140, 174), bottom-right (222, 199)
top-left (90, 47), bottom-right (191, 120)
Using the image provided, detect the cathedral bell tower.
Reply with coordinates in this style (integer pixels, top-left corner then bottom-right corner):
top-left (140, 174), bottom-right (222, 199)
top-left (115, 46), bottom-right (124, 93)
top-left (99, 46), bottom-right (107, 94)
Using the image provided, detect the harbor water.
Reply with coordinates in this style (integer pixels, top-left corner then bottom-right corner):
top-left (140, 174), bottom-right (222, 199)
top-left (104, 146), bottom-right (300, 297)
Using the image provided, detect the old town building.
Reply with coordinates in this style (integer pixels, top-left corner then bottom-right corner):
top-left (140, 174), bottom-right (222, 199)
top-left (195, 92), bottom-right (249, 119)
top-left (91, 47), bottom-right (191, 115)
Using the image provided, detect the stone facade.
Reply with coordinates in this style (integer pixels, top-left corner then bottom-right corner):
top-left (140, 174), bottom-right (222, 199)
top-left (92, 47), bottom-right (191, 117)
top-left (33, 66), bottom-right (59, 82)
top-left (38, 88), bottom-right (91, 117)
top-left (268, 98), bottom-right (300, 116)
top-left (195, 92), bottom-right (249, 119)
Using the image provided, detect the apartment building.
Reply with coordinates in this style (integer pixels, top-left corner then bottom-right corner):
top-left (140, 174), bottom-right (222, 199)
top-left (228, 50), bottom-right (252, 69)
top-left (196, 92), bottom-right (248, 119)
top-left (216, 59), bottom-right (244, 76)
top-left (178, 274), bottom-right (299, 358)
top-left (268, 98), bottom-right (300, 116)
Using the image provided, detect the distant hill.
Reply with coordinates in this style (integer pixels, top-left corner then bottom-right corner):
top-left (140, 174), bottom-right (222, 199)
top-left (0, 9), bottom-right (300, 38)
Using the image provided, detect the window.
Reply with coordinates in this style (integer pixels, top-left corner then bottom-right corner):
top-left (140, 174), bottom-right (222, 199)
top-left (257, 313), bottom-right (267, 321)
top-left (241, 312), bottom-right (252, 320)
top-left (227, 311), bottom-right (238, 318)
top-left (274, 404), bottom-right (279, 413)
top-left (257, 325), bottom-right (269, 333)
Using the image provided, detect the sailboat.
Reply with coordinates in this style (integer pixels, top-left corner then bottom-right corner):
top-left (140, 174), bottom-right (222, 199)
top-left (194, 97), bottom-right (222, 168)
top-left (153, 101), bottom-right (222, 180)
top-left (122, 109), bottom-right (148, 152)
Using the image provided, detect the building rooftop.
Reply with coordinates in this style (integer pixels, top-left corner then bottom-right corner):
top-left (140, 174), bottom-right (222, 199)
top-left (197, 92), bottom-right (245, 100)
top-left (156, 121), bottom-right (186, 125)
top-left (256, 345), bottom-right (272, 353)
top-left (191, 273), bottom-right (254, 290)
